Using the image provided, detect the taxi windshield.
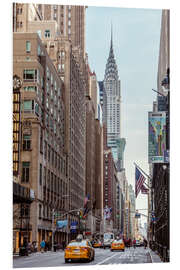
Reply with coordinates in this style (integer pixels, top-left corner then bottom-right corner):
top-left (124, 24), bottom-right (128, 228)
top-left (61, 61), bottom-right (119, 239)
top-left (68, 240), bottom-right (87, 247)
top-left (113, 239), bottom-right (123, 244)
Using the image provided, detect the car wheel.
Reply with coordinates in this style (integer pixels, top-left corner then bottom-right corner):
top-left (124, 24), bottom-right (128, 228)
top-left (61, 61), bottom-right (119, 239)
top-left (65, 259), bottom-right (69, 263)
top-left (111, 249), bottom-right (113, 252)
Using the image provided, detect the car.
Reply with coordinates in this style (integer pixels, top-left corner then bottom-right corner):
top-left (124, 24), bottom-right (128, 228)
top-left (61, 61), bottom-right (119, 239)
top-left (135, 240), bottom-right (141, 247)
top-left (111, 239), bottom-right (125, 252)
top-left (64, 238), bottom-right (95, 263)
top-left (93, 240), bottom-right (102, 248)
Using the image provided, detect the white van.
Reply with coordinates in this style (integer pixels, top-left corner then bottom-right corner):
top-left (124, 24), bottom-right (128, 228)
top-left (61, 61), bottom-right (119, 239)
top-left (103, 232), bottom-right (115, 248)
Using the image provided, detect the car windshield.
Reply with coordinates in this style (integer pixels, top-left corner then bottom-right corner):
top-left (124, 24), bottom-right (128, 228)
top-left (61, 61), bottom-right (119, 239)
top-left (113, 240), bottom-right (123, 244)
top-left (104, 234), bottom-right (113, 239)
top-left (68, 240), bottom-right (87, 247)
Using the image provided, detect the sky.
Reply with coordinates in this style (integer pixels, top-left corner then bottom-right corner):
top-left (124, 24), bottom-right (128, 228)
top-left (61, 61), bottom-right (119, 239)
top-left (86, 6), bottom-right (162, 223)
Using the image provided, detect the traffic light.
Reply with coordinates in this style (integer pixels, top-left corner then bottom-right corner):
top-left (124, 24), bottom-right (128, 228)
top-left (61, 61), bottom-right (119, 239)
top-left (54, 218), bottom-right (57, 226)
top-left (79, 210), bottom-right (83, 219)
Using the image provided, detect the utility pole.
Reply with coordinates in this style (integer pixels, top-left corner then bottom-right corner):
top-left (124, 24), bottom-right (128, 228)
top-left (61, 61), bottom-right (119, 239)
top-left (52, 209), bottom-right (54, 251)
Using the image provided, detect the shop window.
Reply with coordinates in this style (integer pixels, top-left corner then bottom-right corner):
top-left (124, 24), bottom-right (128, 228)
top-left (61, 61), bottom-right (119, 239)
top-left (22, 162), bottom-right (30, 183)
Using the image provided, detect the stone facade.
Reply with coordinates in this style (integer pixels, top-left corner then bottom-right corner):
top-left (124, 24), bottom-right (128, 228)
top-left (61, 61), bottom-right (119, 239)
top-left (13, 32), bottom-right (67, 250)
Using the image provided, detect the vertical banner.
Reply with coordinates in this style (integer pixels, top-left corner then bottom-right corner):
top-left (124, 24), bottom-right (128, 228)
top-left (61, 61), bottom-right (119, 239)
top-left (148, 112), bottom-right (166, 163)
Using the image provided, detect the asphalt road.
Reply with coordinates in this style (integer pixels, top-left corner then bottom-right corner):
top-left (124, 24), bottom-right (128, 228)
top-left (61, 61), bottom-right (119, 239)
top-left (13, 247), bottom-right (155, 268)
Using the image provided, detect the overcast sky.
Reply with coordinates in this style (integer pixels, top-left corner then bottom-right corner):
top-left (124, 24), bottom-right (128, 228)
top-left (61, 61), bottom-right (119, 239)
top-left (86, 6), bottom-right (162, 222)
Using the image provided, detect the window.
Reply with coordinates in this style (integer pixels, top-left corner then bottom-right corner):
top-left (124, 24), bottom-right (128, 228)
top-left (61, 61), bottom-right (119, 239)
top-left (45, 29), bottom-right (50, 38)
top-left (39, 163), bottom-right (42, 185)
top-left (20, 205), bottom-right (30, 218)
top-left (26, 41), bottom-right (31, 53)
top-left (23, 69), bottom-right (37, 81)
top-left (22, 100), bottom-right (34, 113)
top-left (44, 167), bottom-right (46, 186)
top-left (23, 135), bottom-right (31, 150)
top-left (37, 45), bottom-right (41, 56)
top-left (24, 86), bottom-right (37, 92)
top-left (22, 162), bottom-right (30, 183)
top-left (39, 204), bottom-right (42, 218)
top-left (44, 141), bottom-right (47, 159)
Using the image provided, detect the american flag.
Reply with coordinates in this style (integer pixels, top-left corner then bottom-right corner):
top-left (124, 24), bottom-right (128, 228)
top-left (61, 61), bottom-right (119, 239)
top-left (84, 194), bottom-right (90, 208)
top-left (141, 183), bottom-right (149, 194)
top-left (135, 167), bottom-right (146, 198)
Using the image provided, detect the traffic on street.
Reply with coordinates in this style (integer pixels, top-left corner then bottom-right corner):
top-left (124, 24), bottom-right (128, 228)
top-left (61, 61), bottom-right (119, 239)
top-left (13, 246), bottom-right (160, 268)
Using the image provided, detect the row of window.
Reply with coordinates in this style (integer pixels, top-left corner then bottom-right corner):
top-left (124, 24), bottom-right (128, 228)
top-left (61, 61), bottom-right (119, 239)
top-left (21, 161), bottom-right (67, 188)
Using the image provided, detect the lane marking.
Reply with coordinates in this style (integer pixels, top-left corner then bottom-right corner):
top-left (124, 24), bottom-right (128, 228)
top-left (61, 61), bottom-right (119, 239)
top-left (96, 253), bottom-right (119, 265)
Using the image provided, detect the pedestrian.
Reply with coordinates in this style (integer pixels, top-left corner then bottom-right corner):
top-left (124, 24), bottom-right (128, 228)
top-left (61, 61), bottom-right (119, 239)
top-left (133, 239), bottom-right (136, 249)
top-left (40, 239), bottom-right (45, 253)
top-left (62, 240), bottom-right (66, 250)
top-left (143, 238), bottom-right (147, 249)
top-left (23, 238), bottom-right (28, 256)
top-left (129, 238), bottom-right (132, 248)
top-left (54, 241), bottom-right (57, 252)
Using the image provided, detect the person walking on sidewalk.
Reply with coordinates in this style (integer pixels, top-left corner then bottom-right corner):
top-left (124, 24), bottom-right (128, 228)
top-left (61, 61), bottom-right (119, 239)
top-left (143, 238), bottom-right (148, 249)
top-left (133, 239), bottom-right (136, 249)
top-left (40, 240), bottom-right (45, 253)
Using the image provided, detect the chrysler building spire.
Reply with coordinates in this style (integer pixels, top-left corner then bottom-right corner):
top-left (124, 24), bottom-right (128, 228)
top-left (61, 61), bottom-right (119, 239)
top-left (104, 26), bottom-right (119, 82)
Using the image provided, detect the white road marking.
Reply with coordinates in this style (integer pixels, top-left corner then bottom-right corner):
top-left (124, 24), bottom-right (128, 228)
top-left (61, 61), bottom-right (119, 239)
top-left (96, 253), bottom-right (119, 265)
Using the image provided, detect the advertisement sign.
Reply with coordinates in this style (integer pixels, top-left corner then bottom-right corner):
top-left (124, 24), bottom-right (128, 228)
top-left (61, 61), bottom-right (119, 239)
top-left (148, 112), bottom-right (166, 163)
top-left (70, 221), bottom-right (78, 233)
top-left (56, 220), bottom-right (68, 229)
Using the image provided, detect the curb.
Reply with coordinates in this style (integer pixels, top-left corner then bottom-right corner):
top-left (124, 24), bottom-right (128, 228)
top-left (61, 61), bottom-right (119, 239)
top-left (148, 249), bottom-right (162, 263)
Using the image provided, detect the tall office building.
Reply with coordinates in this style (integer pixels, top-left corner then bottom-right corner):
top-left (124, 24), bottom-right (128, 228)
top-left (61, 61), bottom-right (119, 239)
top-left (103, 30), bottom-right (121, 162)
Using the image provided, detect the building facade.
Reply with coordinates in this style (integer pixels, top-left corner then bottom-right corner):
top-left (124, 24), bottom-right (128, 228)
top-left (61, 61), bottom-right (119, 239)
top-left (149, 9), bottom-right (170, 262)
top-left (13, 32), bottom-right (67, 250)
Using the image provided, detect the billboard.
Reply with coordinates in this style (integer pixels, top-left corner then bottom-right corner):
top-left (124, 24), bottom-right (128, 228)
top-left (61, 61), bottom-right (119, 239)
top-left (56, 220), bottom-right (68, 229)
top-left (148, 112), bottom-right (166, 163)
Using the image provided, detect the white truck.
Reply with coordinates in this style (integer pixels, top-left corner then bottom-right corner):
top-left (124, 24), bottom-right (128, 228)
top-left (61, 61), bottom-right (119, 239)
top-left (103, 232), bottom-right (115, 248)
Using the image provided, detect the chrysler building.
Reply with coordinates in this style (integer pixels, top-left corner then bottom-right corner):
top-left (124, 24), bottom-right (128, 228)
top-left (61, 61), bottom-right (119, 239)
top-left (103, 29), bottom-right (122, 163)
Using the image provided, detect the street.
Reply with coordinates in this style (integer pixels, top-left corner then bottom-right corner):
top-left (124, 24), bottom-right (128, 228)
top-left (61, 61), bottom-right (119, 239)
top-left (13, 247), bottom-right (161, 268)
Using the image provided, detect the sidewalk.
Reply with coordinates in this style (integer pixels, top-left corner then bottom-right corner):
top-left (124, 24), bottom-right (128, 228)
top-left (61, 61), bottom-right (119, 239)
top-left (13, 250), bottom-right (64, 259)
top-left (148, 248), bottom-right (162, 263)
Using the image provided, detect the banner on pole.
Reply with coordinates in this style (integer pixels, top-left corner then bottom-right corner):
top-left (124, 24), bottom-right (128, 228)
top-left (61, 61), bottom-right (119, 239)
top-left (148, 112), bottom-right (166, 163)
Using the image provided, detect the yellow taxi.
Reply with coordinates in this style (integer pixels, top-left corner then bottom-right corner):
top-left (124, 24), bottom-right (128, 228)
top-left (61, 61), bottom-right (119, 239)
top-left (64, 236), bottom-right (95, 263)
top-left (93, 240), bottom-right (102, 248)
top-left (111, 239), bottom-right (125, 252)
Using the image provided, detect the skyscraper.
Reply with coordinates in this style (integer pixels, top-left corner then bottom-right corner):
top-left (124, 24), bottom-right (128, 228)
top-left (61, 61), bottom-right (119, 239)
top-left (103, 29), bottom-right (121, 162)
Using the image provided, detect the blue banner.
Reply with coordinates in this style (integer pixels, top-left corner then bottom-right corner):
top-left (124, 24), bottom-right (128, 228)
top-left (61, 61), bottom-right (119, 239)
top-left (70, 221), bottom-right (78, 233)
top-left (56, 220), bottom-right (68, 229)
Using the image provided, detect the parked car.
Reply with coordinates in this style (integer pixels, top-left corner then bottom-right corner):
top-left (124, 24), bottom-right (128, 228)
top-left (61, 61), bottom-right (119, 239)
top-left (64, 238), bottom-right (95, 263)
top-left (111, 239), bottom-right (125, 252)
